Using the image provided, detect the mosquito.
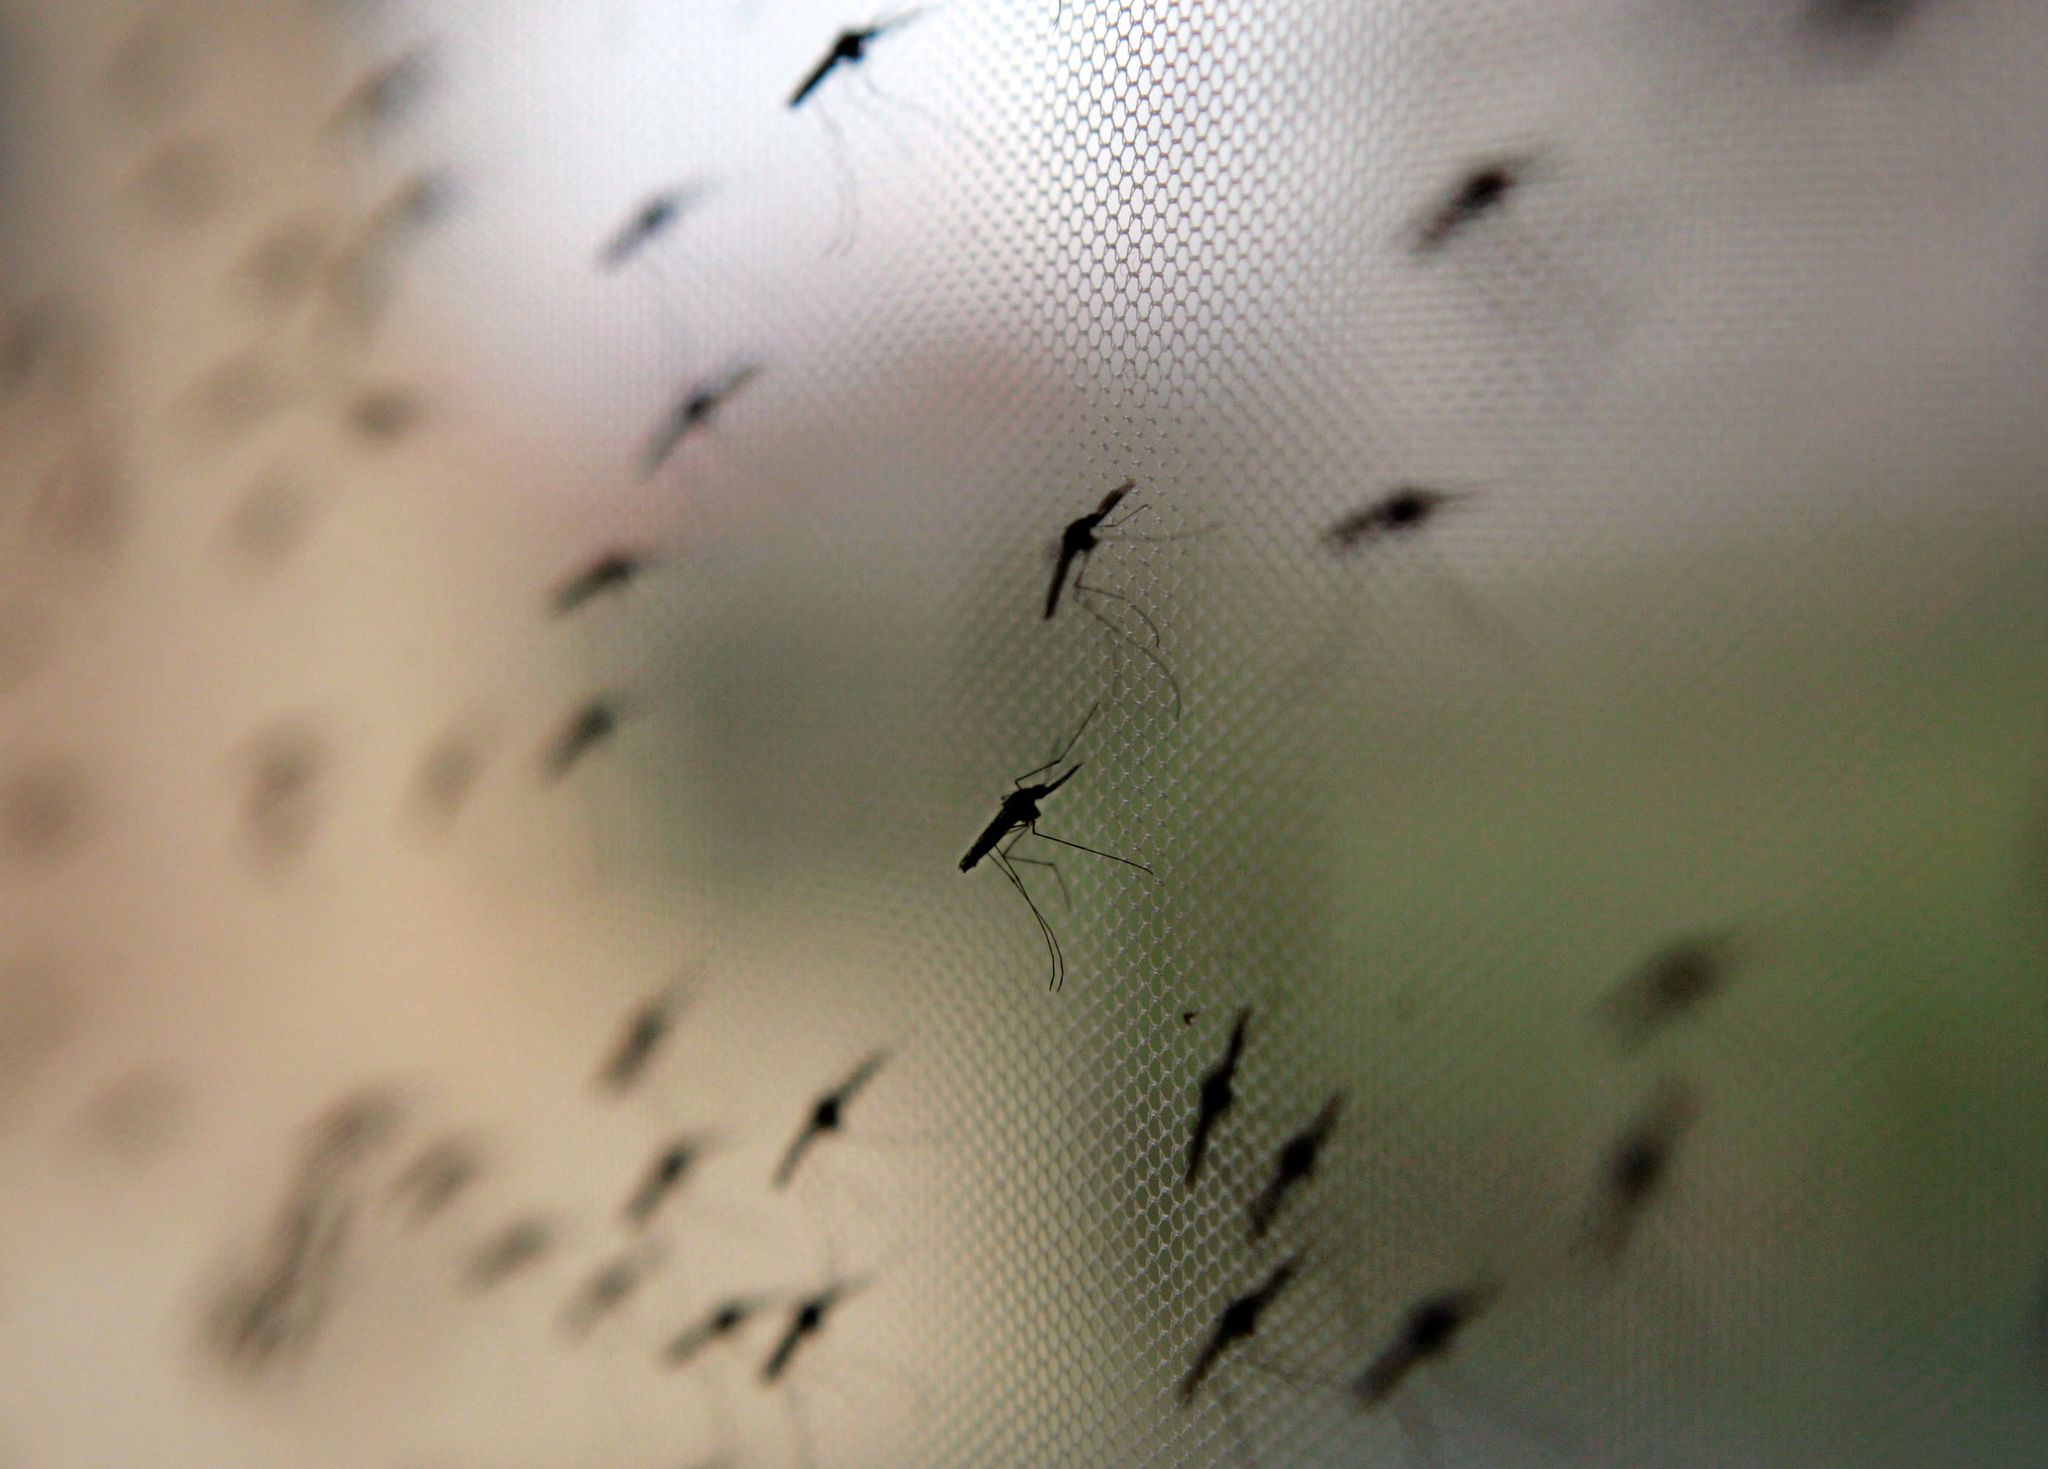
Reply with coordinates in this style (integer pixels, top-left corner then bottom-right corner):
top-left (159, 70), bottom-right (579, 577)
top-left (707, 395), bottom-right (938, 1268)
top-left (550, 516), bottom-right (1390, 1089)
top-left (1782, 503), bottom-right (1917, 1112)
top-left (542, 695), bottom-right (627, 782)
top-left (664, 1296), bottom-right (765, 1368)
top-left (1044, 480), bottom-right (1204, 720)
top-left (1412, 157), bottom-right (1534, 255)
top-left (1583, 1079), bottom-right (1697, 1263)
top-left (624, 1136), bottom-right (705, 1229)
top-left (463, 1215), bottom-right (554, 1292)
top-left (325, 43), bottom-right (439, 139)
top-left (1249, 1093), bottom-right (1343, 1241)
top-left (760, 1281), bottom-right (856, 1385)
top-left (1322, 486), bottom-right (1470, 552)
top-left (1185, 1008), bottom-right (1250, 1186)
top-left (1594, 932), bottom-right (1739, 1054)
top-left (640, 363), bottom-right (761, 479)
top-left (596, 979), bottom-right (691, 1094)
top-left (1180, 1255), bottom-right (1305, 1405)
top-left (959, 702), bottom-right (1154, 992)
top-left (561, 1244), bottom-right (665, 1339)
top-left (1353, 1282), bottom-right (1498, 1409)
top-left (598, 179), bottom-right (712, 273)
top-left (388, 1136), bottom-right (482, 1224)
top-left (553, 550), bottom-right (651, 615)
top-left (788, 10), bottom-right (966, 253)
top-left (775, 1050), bottom-right (889, 1189)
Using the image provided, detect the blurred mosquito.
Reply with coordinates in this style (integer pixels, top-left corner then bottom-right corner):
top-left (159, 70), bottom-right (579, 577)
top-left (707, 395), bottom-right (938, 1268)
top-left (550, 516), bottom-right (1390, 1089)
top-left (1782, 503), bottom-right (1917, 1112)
top-left (1309, 483), bottom-right (1524, 682)
top-left (1249, 1092), bottom-right (1342, 1241)
top-left (542, 694), bottom-right (627, 782)
top-left (599, 178), bottom-right (713, 273)
top-left (1354, 1281), bottom-right (1498, 1410)
top-left (325, 43), bottom-right (439, 139)
top-left (640, 363), bottom-right (760, 478)
top-left (1582, 1079), bottom-right (1697, 1263)
top-left (1179, 1255), bottom-right (1305, 1405)
top-left (388, 1136), bottom-right (482, 1224)
top-left (624, 1135), bottom-right (707, 1229)
top-left (959, 702), bottom-right (1154, 992)
top-left (1412, 157), bottom-right (1534, 255)
top-left (664, 1296), bottom-right (766, 1368)
top-left (595, 978), bottom-right (692, 1094)
top-left (463, 1215), bottom-right (554, 1292)
top-left (1045, 480), bottom-right (1208, 721)
top-left (775, 1050), bottom-right (889, 1189)
top-left (561, 1242), bottom-right (666, 1339)
top-left (553, 549), bottom-right (652, 615)
top-left (1594, 931), bottom-right (1740, 1055)
top-left (1185, 1007), bottom-right (1250, 1186)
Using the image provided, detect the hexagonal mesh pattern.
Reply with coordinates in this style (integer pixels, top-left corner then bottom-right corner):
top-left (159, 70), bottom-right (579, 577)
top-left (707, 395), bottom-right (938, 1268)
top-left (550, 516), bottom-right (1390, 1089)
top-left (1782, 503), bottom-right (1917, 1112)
top-left (6, 2), bottom-right (2048, 1468)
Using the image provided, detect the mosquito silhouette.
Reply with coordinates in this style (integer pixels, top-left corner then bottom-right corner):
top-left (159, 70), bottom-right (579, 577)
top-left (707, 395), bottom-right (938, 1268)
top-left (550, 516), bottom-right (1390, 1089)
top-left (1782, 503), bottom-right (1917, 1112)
top-left (959, 703), bottom-right (1153, 991)
top-left (1413, 157), bottom-right (1533, 254)
top-left (599, 179), bottom-right (711, 272)
top-left (774, 1050), bottom-right (889, 1189)
top-left (640, 363), bottom-right (760, 479)
top-left (1322, 486), bottom-right (1471, 552)
top-left (1353, 1282), bottom-right (1498, 1408)
top-left (1044, 480), bottom-right (1203, 720)
top-left (1180, 1255), bottom-right (1304, 1404)
top-left (787, 11), bottom-right (925, 110)
top-left (1249, 1092), bottom-right (1342, 1240)
top-left (1186, 1008), bottom-right (1250, 1186)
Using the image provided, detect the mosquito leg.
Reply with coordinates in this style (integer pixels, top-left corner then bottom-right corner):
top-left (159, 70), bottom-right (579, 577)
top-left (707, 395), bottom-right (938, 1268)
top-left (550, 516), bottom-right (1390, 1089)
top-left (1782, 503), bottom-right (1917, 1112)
top-left (1074, 573), bottom-right (1163, 646)
top-left (1076, 587), bottom-right (1182, 722)
top-left (812, 105), bottom-right (861, 256)
top-left (1002, 834), bottom-right (1070, 908)
top-left (1027, 824), bottom-right (1154, 876)
top-left (1011, 700), bottom-right (1100, 788)
top-left (992, 847), bottom-right (1065, 991)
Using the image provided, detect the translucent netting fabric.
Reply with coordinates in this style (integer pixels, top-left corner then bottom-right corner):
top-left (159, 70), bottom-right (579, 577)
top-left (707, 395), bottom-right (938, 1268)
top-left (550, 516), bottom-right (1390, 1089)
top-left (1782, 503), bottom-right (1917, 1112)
top-left (4, 2), bottom-right (2048, 1468)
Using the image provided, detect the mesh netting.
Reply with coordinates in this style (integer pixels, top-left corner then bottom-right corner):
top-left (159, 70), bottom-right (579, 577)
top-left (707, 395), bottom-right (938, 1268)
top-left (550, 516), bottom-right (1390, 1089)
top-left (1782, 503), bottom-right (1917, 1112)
top-left (4, 1), bottom-right (2048, 1467)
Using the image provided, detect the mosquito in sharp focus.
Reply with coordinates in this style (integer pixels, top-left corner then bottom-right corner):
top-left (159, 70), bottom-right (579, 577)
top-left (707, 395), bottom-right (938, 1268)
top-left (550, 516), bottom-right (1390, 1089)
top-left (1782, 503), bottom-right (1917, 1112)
top-left (1045, 480), bottom-right (1206, 720)
top-left (959, 702), bottom-right (1154, 992)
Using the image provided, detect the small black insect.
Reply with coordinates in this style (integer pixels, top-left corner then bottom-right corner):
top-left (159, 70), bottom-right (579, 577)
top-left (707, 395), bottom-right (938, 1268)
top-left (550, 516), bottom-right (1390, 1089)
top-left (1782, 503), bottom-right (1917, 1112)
top-left (1414, 158), bottom-right (1531, 254)
top-left (1185, 1008), bottom-right (1250, 1186)
top-left (1353, 1282), bottom-right (1497, 1409)
top-left (775, 1050), bottom-right (888, 1189)
top-left (1044, 480), bottom-right (1199, 719)
top-left (959, 702), bottom-right (1154, 992)
top-left (663, 1296), bottom-right (764, 1368)
top-left (596, 980), bottom-right (690, 1094)
top-left (543, 695), bottom-right (626, 782)
top-left (599, 180), bottom-right (711, 272)
top-left (1180, 1255), bottom-right (1304, 1404)
top-left (760, 1282), bottom-right (853, 1384)
top-left (624, 1136), bottom-right (704, 1228)
top-left (553, 551), bottom-right (650, 615)
top-left (787, 12), bottom-right (923, 110)
top-left (1323, 487), bottom-right (1467, 552)
top-left (1248, 1092), bottom-right (1342, 1241)
top-left (640, 364), bottom-right (761, 478)
top-left (463, 1216), bottom-right (554, 1292)
top-left (389, 1137), bottom-right (482, 1224)
top-left (1595, 932), bottom-right (1737, 1053)
top-left (1585, 1080), bottom-right (1696, 1262)
top-left (561, 1246), bottom-right (663, 1338)
top-left (327, 43), bottom-right (439, 138)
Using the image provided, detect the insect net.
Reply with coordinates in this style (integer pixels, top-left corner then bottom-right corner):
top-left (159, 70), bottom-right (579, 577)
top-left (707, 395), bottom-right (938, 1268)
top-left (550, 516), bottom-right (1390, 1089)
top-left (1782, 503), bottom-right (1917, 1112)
top-left (2, 1), bottom-right (2047, 1467)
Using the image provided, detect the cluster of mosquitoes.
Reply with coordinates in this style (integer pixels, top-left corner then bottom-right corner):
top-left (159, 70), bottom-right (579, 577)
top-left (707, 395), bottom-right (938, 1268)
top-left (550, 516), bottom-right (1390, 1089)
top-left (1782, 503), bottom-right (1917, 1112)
top-left (0, 2), bottom-right (2009, 1467)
